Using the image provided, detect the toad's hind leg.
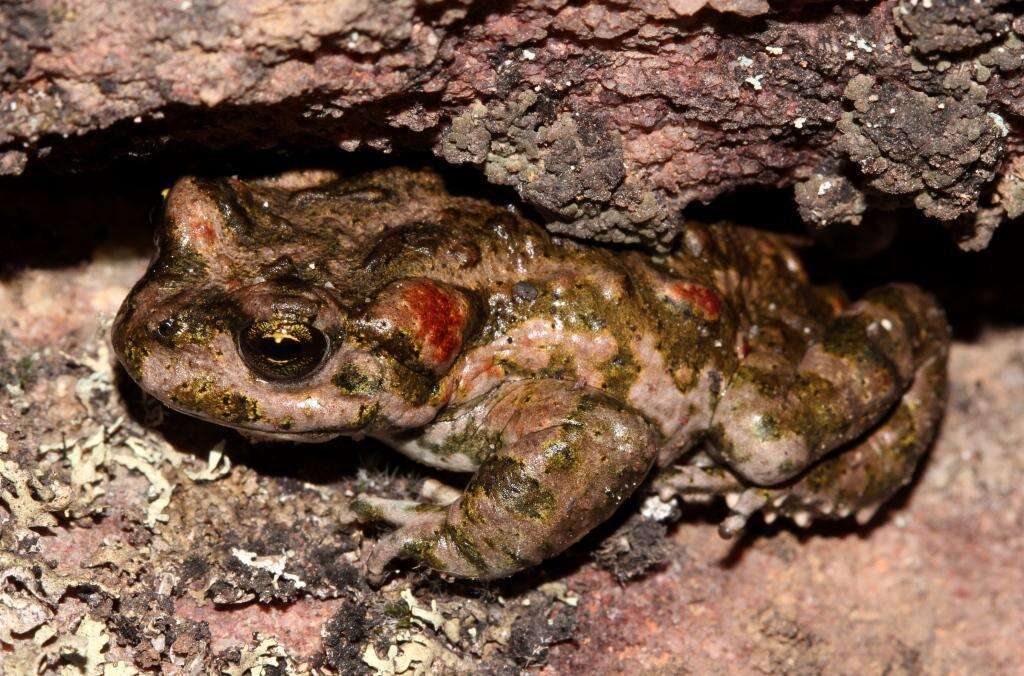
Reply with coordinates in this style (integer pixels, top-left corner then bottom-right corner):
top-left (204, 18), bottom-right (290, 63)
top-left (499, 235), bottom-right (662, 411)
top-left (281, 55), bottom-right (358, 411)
top-left (657, 285), bottom-right (949, 534)
top-left (768, 345), bottom-right (948, 527)
top-left (710, 283), bottom-right (950, 487)
top-left (654, 349), bottom-right (946, 534)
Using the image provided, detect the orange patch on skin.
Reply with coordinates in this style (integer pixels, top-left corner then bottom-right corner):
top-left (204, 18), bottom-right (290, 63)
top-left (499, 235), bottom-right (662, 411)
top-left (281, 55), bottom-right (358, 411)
top-left (663, 281), bottom-right (722, 321)
top-left (402, 280), bottom-right (469, 369)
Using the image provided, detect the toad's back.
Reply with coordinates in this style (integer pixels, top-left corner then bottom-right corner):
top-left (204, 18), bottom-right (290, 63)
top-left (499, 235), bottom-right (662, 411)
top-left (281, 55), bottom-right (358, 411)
top-left (192, 166), bottom-right (849, 448)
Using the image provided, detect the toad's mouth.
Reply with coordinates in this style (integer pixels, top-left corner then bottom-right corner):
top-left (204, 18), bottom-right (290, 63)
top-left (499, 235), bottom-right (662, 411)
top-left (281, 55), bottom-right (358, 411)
top-left (234, 428), bottom-right (349, 444)
top-left (156, 397), bottom-right (366, 443)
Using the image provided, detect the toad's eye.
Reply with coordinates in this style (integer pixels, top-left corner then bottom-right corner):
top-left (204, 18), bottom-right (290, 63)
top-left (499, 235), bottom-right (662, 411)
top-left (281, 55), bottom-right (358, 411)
top-left (238, 320), bottom-right (329, 381)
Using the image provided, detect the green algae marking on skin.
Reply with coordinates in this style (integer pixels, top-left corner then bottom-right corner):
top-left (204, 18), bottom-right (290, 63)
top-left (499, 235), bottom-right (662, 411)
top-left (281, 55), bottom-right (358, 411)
top-left (460, 490), bottom-right (485, 525)
top-left (804, 456), bottom-right (847, 494)
top-left (801, 396), bottom-right (924, 507)
top-left (802, 450), bottom-right (872, 510)
top-left (729, 366), bottom-right (848, 451)
top-left (731, 365), bottom-right (787, 399)
top-left (165, 310), bottom-right (223, 348)
top-left (153, 298), bottom-right (242, 351)
top-left (632, 271), bottom-right (734, 390)
top-left (600, 346), bottom-right (641, 400)
top-left (491, 357), bottom-right (534, 380)
top-left (822, 315), bottom-right (898, 377)
top-left (885, 402), bottom-right (921, 460)
top-left (574, 393), bottom-right (602, 415)
top-left (862, 403), bottom-right (922, 502)
top-left (551, 282), bottom-right (610, 333)
top-left (411, 502), bottom-right (446, 514)
top-left (473, 268), bottom-right (639, 366)
top-left (786, 375), bottom-right (847, 444)
top-left (120, 335), bottom-right (150, 380)
top-left (753, 413), bottom-right (782, 442)
top-left (388, 360), bottom-right (435, 406)
top-left (351, 499), bottom-right (386, 523)
top-left (334, 350), bottom-right (433, 406)
top-left (472, 455), bottom-right (556, 521)
top-left (776, 457), bottom-right (797, 476)
top-left (364, 329), bottom-right (424, 374)
top-left (440, 522), bottom-right (489, 574)
top-left (169, 378), bottom-right (262, 424)
top-left (498, 543), bottom-right (533, 567)
top-left (400, 538), bottom-right (446, 571)
top-left (332, 363), bottom-right (381, 396)
top-left (424, 425), bottom-right (502, 463)
top-left (155, 243), bottom-right (209, 287)
top-left (542, 395), bottom-right (619, 475)
top-left (791, 377), bottom-right (851, 446)
top-left (542, 439), bottom-right (580, 474)
top-left (343, 325), bottom-right (437, 405)
top-left (537, 351), bottom-right (576, 381)
top-left (707, 422), bottom-right (747, 464)
top-left (353, 402), bottom-right (382, 429)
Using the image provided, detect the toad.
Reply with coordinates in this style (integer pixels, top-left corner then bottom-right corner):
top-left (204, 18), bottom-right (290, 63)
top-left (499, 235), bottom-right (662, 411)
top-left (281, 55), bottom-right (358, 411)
top-left (112, 167), bottom-right (950, 580)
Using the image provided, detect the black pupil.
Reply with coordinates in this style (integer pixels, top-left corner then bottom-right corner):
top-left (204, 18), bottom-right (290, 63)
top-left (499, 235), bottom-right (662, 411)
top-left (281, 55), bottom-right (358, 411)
top-left (258, 333), bottom-right (305, 363)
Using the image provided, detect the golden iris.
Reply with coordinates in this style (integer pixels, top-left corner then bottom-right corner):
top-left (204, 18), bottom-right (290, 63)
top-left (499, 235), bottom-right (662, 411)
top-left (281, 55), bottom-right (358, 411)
top-left (238, 319), bottom-right (328, 381)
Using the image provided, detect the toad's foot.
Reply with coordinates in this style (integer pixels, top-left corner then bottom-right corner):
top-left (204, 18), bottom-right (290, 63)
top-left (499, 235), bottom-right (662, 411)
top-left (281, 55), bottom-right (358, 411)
top-left (354, 481), bottom-right (463, 583)
top-left (650, 465), bottom-right (765, 537)
top-left (352, 495), bottom-right (451, 584)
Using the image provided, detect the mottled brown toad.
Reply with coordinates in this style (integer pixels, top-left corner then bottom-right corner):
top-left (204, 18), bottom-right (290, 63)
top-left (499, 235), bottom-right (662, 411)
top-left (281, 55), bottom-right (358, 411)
top-left (112, 167), bottom-right (950, 580)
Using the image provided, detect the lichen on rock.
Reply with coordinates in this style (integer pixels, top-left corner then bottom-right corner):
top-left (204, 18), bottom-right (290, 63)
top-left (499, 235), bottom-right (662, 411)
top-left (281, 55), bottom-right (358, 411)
top-left (894, 0), bottom-right (1014, 55)
top-left (838, 74), bottom-right (1004, 223)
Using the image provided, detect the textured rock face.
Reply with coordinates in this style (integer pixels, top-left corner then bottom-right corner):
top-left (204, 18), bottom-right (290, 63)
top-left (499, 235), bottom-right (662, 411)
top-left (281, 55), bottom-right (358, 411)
top-left (1, 0), bottom-right (1022, 248)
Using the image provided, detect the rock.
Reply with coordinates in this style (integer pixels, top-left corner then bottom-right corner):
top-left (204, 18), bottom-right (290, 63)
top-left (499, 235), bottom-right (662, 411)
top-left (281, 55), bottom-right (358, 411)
top-left (794, 173), bottom-right (867, 229)
top-left (0, 0), bottom-right (1022, 248)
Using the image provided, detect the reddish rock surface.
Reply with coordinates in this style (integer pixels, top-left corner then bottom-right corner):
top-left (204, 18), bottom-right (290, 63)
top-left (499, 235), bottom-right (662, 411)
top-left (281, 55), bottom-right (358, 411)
top-left (2, 1), bottom-right (1023, 248)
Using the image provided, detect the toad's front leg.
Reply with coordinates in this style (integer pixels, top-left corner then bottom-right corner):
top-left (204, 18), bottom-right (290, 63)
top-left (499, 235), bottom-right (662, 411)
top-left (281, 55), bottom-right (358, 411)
top-left (357, 379), bottom-right (658, 580)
